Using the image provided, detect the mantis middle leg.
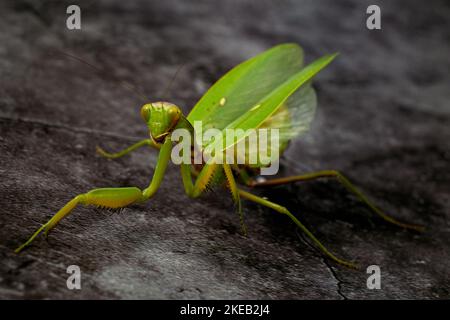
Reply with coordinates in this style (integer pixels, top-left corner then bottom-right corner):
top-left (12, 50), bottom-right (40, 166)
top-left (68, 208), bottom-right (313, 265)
top-left (96, 138), bottom-right (158, 159)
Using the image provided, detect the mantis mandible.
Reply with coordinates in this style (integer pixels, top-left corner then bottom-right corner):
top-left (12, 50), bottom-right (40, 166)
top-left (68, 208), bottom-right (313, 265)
top-left (15, 43), bottom-right (423, 268)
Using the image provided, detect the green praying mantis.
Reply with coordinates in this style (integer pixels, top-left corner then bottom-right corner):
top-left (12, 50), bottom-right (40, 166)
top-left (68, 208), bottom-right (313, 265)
top-left (15, 43), bottom-right (423, 269)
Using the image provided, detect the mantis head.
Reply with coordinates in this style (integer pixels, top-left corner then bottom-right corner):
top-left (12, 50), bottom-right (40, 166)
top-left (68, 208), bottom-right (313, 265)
top-left (140, 102), bottom-right (183, 144)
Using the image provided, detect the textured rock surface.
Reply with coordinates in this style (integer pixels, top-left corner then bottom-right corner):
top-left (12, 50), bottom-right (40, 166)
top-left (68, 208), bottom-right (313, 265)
top-left (0, 0), bottom-right (449, 299)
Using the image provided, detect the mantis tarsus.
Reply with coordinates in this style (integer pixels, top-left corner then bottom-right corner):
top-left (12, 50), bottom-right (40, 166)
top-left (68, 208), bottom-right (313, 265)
top-left (15, 43), bottom-right (423, 269)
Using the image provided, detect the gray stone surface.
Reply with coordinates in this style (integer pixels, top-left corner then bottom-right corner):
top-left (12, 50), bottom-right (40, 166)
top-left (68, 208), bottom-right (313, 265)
top-left (0, 0), bottom-right (449, 299)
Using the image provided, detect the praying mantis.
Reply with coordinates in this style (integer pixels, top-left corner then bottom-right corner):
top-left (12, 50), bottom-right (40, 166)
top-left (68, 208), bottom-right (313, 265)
top-left (15, 43), bottom-right (423, 269)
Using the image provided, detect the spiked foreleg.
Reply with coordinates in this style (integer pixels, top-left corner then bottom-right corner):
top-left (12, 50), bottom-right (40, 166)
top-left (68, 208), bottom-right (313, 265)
top-left (223, 164), bottom-right (246, 235)
top-left (180, 163), bottom-right (219, 198)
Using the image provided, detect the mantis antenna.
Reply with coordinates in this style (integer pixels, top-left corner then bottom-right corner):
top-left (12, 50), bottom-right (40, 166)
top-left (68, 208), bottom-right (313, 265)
top-left (54, 50), bottom-right (150, 102)
top-left (161, 63), bottom-right (185, 100)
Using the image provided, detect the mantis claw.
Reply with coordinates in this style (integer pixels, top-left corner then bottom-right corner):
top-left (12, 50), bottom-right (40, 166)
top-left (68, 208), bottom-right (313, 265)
top-left (95, 145), bottom-right (111, 158)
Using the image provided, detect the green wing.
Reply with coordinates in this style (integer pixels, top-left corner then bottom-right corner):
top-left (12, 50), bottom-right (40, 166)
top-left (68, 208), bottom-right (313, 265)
top-left (188, 43), bottom-right (336, 154)
top-left (187, 43), bottom-right (304, 132)
top-left (259, 82), bottom-right (317, 151)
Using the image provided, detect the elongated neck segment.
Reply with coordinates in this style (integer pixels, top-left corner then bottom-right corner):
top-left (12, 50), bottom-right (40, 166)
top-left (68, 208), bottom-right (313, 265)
top-left (169, 114), bottom-right (196, 149)
top-left (174, 115), bottom-right (194, 133)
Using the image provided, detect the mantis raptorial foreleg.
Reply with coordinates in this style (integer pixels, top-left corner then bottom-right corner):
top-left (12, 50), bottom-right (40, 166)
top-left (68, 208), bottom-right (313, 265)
top-left (249, 170), bottom-right (424, 232)
top-left (180, 163), bottom-right (247, 234)
top-left (96, 138), bottom-right (158, 159)
top-left (223, 164), bottom-right (246, 235)
top-left (180, 163), bottom-right (219, 198)
top-left (238, 189), bottom-right (357, 269)
top-left (15, 139), bottom-right (173, 253)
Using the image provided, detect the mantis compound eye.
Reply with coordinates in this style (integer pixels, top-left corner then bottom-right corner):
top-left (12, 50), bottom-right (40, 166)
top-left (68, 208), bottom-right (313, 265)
top-left (167, 105), bottom-right (181, 123)
top-left (140, 104), bottom-right (152, 122)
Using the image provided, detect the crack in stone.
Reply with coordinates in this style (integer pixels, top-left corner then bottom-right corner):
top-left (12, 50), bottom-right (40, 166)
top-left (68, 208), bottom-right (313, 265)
top-left (295, 229), bottom-right (348, 299)
top-left (321, 257), bottom-right (348, 300)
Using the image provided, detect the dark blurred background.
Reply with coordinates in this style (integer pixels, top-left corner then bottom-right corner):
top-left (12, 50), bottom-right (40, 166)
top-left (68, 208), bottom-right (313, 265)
top-left (0, 0), bottom-right (449, 299)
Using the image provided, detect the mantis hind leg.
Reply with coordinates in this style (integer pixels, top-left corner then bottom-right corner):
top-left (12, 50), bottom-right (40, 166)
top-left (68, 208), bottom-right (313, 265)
top-left (249, 170), bottom-right (424, 232)
top-left (15, 187), bottom-right (144, 253)
top-left (238, 189), bottom-right (357, 269)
